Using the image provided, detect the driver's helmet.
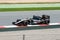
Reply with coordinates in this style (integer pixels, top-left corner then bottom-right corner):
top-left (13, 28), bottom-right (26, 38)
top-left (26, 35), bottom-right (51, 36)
top-left (16, 19), bottom-right (21, 22)
top-left (33, 15), bottom-right (41, 20)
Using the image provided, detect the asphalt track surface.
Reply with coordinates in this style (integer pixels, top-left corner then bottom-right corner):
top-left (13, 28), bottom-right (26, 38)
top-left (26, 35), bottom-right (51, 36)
top-left (0, 10), bottom-right (60, 40)
top-left (0, 10), bottom-right (60, 25)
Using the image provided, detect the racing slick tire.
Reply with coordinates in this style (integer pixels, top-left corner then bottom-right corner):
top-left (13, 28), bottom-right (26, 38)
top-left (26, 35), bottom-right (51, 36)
top-left (12, 22), bottom-right (16, 25)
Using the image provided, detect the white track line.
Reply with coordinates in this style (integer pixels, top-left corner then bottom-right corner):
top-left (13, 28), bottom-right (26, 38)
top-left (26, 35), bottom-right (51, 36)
top-left (0, 23), bottom-right (60, 28)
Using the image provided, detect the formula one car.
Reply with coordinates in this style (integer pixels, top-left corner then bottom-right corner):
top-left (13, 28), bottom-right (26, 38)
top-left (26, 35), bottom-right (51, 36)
top-left (12, 15), bottom-right (50, 26)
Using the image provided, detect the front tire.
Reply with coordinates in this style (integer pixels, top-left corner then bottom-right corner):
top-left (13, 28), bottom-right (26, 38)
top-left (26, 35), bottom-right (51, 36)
top-left (12, 22), bottom-right (16, 25)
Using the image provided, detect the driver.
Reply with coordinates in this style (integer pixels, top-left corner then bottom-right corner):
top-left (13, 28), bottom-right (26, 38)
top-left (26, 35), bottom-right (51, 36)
top-left (33, 15), bottom-right (41, 20)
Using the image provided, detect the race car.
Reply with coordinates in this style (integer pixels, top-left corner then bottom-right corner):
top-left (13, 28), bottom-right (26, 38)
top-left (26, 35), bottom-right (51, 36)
top-left (12, 15), bottom-right (50, 26)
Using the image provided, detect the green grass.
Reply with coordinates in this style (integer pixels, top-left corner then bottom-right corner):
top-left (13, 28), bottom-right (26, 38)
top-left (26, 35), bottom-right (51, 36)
top-left (0, 25), bottom-right (60, 32)
top-left (0, 2), bottom-right (60, 4)
top-left (0, 7), bottom-right (60, 12)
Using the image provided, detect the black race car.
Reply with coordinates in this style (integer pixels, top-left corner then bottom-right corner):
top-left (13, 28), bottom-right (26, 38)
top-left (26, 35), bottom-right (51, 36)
top-left (12, 15), bottom-right (50, 26)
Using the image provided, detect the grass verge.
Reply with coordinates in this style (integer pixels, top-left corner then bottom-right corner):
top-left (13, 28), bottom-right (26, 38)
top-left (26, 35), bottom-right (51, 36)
top-left (0, 2), bottom-right (60, 4)
top-left (0, 25), bottom-right (60, 32)
top-left (0, 7), bottom-right (60, 12)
